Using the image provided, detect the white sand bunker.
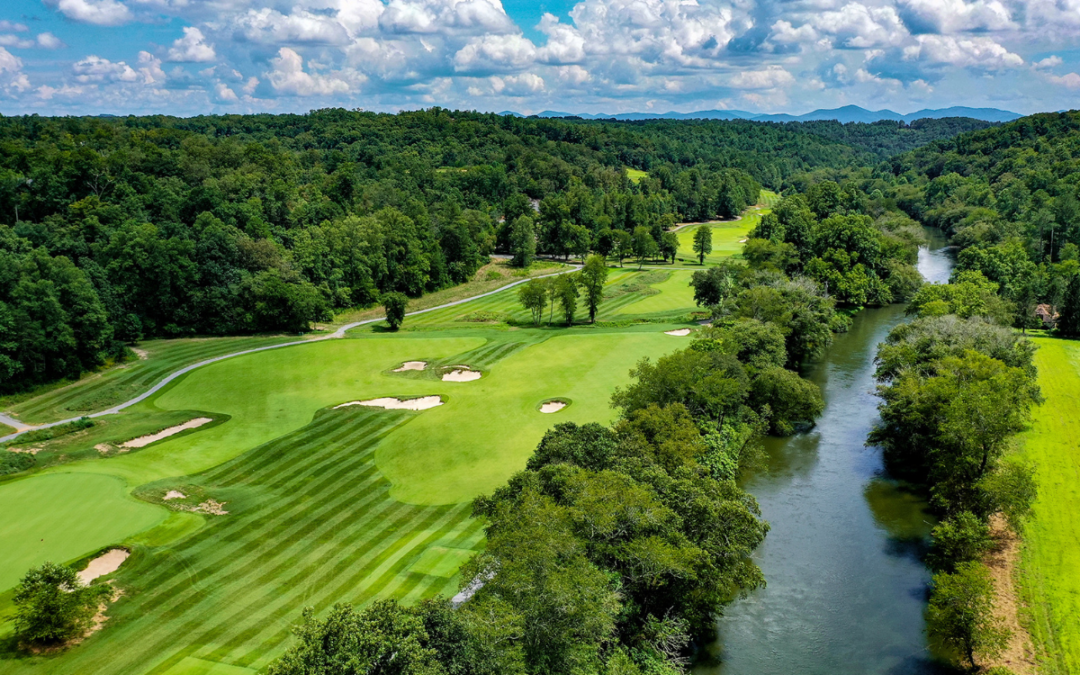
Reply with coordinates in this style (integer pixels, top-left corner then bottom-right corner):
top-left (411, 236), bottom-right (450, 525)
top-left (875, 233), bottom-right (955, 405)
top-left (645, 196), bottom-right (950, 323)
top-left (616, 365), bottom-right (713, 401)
top-left (335, 396), bottom-right (444, 411)
top-left (122, 417), bottom-right (212, 449)
top-left (163, 490), bottom-right (186, 500)
top-left (442, 369), bottom-right (481, 382)
top-left (393, 361), bottom-right (427, 372)
top-left (664, 329), bottom-right (692, 337)
top-left (540, 401), bottom-right (567, 413)
top-left (78, 549), bottom-right (129, 586)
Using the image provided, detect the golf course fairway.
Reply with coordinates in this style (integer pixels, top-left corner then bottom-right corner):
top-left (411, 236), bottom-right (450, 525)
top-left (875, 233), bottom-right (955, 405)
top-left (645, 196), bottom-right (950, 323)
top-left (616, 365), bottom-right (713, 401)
top-left (0, 268), bottom-right (697, 675)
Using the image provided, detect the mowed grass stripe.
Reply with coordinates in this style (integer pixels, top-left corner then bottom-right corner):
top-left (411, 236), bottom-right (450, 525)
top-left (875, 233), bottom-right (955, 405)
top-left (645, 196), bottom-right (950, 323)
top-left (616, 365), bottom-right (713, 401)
top-left (222, 503), bottom-right (474, 669)
top-left (73, 410), bottom-right (466, 675)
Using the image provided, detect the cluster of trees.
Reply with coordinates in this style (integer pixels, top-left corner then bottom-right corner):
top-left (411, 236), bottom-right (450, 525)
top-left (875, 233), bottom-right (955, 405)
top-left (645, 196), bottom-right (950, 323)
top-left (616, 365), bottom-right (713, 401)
top-left (870, 278), bottom-right (1040, 669)
top-left (517, 255), bottom-right (609, 325)
top-left (744, 185), bottom-right (925, 306)
top-left (270, 293), bottom-right (838, 673)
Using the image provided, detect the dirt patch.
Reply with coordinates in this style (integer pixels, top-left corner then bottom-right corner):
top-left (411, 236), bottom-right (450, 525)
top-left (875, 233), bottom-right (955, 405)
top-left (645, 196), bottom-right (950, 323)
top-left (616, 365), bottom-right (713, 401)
top-left (131, 348), bottom-right (149, 360)
top-left (78, 549), bottom-right (129, 586)
top-left (392, 361), bottom-right (427, 372)
top-left (442, 369), bottom-right (481, 382)
top-left (335, 396), bottom-right (444, 411)
top-left (121, 417), bottom-right (213, 449)
top-left (664, 329), bottom-right (692, 337)
top-left (163, 490), bottom-right (186, 500)
top-left (94, 443), bottom-right (118, 454)
top-left (540, 401), bottom-right (567, 413)
top-left (980, 514), bottom-right (1036, 674)
top-left (193, 499), bottom-right (228, 515)
top-left (8, 447), bottom-right (43, 454)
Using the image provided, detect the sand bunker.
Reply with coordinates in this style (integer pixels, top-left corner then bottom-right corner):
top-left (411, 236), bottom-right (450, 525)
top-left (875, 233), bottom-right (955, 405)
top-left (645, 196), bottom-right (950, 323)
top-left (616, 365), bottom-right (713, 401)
top-left (393, 361), bottom-right (427, 372)
top-left (664, 329), bottom-right (692, 336)
top-left (335, 396), bottom-right (444, 411)
top-left (121, 417), bottom-right (212, 449)
top-left (540, 401), bottom-right (567, 413)
top-left (442, 369), bottom-right (481, 382)
top-left (78, 549), bottom-right (129, 586)
top-left (163, 490), bottom-right (186, 500)
top-left (194, 499), bottom-right (228, 515)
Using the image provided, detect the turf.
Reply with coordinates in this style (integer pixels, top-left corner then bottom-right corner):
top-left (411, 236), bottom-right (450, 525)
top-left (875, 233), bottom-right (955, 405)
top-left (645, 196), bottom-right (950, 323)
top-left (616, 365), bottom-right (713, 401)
top-left (408, 546), bottom-right (475, 578)
top-left (0, 472), bottom-right (166, 592)
top-left (626, 168), bottom-right (648, 184)
top-left (1015, 338), bottom-right (1080, 673)
top-left (615, 270), bottom-right (698, 315)
top-left (673, 191), bottom-right (781, 266)
top-left (2, 337), bottom-right (297, 425)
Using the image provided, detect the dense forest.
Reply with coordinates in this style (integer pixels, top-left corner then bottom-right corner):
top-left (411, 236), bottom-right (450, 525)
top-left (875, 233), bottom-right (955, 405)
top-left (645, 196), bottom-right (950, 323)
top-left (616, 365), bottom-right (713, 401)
top-left (0, 110), bottom-right (993, 395)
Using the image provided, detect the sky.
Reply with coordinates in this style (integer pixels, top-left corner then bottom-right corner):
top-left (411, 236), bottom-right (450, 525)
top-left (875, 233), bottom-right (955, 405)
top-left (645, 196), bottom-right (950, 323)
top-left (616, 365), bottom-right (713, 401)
top-left (0, 0), bottom-right (1078, 117)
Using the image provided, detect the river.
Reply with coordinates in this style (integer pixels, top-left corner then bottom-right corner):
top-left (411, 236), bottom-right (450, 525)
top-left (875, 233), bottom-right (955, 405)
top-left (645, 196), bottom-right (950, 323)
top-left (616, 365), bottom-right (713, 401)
top-left (695, 229), bottom-right (955, 675)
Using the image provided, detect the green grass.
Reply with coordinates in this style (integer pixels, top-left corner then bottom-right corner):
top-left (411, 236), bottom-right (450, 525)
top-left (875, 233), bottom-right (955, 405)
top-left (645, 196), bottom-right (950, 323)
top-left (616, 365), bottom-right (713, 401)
top-left (0, 424), bottom-right (12, 436)
top-left (673, 190), bottom-right (780, 266)
top-left (2, 337), bottom-right (297, 425)
top-left (0, 275), bottom-right (688, 674)
top-left (626, 168), bottom-right (647, 184)
top-left (0, 472), bottom-right (166, 592)
top-left (615, 270), bottom-right (697, 315)
top-left (1015, 338), bottom-right (1080, 674)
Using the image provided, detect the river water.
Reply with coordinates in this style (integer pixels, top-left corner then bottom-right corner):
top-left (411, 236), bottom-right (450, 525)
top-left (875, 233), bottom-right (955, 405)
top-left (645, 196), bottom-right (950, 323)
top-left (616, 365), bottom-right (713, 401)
top-left (695, 229), bottom-right (955, 675)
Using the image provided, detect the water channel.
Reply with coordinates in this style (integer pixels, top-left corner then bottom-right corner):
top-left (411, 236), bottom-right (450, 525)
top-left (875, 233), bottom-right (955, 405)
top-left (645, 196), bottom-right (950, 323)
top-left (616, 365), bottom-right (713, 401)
top-left (695, 229), bottom-right (955, 675)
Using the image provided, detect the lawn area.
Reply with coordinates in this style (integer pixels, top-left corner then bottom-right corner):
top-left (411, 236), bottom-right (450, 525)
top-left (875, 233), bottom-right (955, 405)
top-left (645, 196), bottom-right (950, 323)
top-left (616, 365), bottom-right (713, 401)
top-left (672, 190), bottom-right (780, 266)
top-left (615, 270), bottom-right (698, 316)
top-left (1015, 338), bottom-right (1080, 674)
top-left (626, 168), bottom-right (647, 184)
top-left (0, 319), bottom-right (685, 675)
top-left (0, 472), bottom-right (166, 592)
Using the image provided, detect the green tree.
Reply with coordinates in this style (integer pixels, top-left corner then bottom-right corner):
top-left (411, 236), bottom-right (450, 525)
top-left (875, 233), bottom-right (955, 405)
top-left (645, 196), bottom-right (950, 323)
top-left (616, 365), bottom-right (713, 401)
top-left (928, 511), bottom-right (993, 571)
top-left (579, 255), bottom-right (609, 323)
top-left (613, 230), bottom-right (633, 268)
top-left (13, 562), bottom-right (111, 647)
top-left (660, 232), bottom-right (679, 263)
top-left (555, 274), bottom-right (579, 325)
top-left (518, 279), bottom-right (547, 325)
top-left (381, 292), bottom-right (408, 331)
top-left (1058, 272), bottom-right (1080, 336)
top-left (927, 562), bottom-right (1009, 668)
top-left (508, 215), bottom-right (536, 268)
top-left (692, 225), bottom-right (712, 265)
top-left (750, 366), bottom-right (825, 435)
top-left (632, 227), bottom-right (658, 269)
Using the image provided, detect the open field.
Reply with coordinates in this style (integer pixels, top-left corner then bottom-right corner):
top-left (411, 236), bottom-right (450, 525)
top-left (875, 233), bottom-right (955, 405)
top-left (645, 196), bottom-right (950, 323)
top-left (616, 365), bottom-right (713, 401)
top-left (1015, 338), bottom-right (1080, 674)
top-left (673, 192), bottom-right (779, 266)
top-left (626, 168), bottom-right (648, 184)
top-left (0, 267), bottom-right (692, 674)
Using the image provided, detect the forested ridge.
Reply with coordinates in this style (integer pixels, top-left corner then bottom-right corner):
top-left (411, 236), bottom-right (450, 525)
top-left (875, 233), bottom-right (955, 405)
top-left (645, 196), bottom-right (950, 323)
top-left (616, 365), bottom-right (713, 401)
top-left (0, 109), bottom-right (984, 395)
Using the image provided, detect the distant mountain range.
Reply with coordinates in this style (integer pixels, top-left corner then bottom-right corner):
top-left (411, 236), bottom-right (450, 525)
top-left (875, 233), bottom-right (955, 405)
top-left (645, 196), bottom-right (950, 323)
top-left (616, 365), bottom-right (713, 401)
top-left (499, 105), bottom-right (1024, 124)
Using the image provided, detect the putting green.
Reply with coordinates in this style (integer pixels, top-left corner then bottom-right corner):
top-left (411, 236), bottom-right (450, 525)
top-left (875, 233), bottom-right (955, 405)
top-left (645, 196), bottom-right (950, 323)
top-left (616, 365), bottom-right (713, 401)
top-left (376, 331), bottom-right (676, 504)
top-left (0, 472), bottom-right (165, 592)
top-left (616, 270), bottom-right (698, 315)
top-left (1015, 338), bottom-right (1080, 672)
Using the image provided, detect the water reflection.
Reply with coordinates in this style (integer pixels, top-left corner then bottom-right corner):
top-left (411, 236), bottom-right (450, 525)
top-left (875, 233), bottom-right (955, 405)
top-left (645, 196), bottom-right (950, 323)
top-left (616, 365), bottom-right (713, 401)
top-left (694, 232), bottom-right (956, 675)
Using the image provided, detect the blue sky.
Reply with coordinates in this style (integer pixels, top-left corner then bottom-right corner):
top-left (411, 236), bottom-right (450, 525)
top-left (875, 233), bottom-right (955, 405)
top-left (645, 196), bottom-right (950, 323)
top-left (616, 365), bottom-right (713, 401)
top-left (0, 0), bottom-right (1078, 117)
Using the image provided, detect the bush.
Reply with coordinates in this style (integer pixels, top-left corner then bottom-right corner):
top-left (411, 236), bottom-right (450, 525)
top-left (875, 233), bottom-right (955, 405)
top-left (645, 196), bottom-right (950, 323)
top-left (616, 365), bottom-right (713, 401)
top-left (0, 451), bottom-right (35, 476)
top-left (13, 562), bottom-right (111, 647)
top-left (381, 292), bottom-right (408, 331)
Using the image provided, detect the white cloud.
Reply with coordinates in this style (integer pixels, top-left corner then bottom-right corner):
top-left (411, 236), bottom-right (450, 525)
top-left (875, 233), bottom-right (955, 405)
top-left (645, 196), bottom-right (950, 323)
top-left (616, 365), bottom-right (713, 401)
top-left (46, 0), bottom-right (133, 26)
top-left (267, 47), bottom-right (363, 95)
top-left (0, 21), bottom-right (29, 33)
top-left (898, 0), bottom-right (1015, 33)
top-left (167, 27), bottom-right (215, 62)
top-left (729, 66), bottom-right (795, 89)
top-left (37, 33), bottom-right (66, 49)
top-left (811, 4), bottom-right (908, 49)
top-left (489, 72), bottom-right (545, 96)
top-left (556, 65), bottom-right (591, 85)
top-left (902, 35), bottom-right (1023, 70)
top-left (379, 0), bottom-right (515, 35)
top-left (0, 36), bottom-right (35, 49)
top-left (536, 14), bottom-right (586, 64)
top-left (453, 34), bottom-right (537, 72)
top-left (214, 82), bottom-right (239, 101)
top-left (0, 47), bottom-right (30, 94)
top-left (1049, 72), bottom-right (1080, 88)
top-left (36, 84), bottom-right (85, 100)
top-left (73, 55), bottom-right (139, 83)
top-left (137, 51), bottom-right (165, 84)
top-left (232, 9), bottom-right (352, 45)
top-left (1034, 56), bottom-right (1063, 70)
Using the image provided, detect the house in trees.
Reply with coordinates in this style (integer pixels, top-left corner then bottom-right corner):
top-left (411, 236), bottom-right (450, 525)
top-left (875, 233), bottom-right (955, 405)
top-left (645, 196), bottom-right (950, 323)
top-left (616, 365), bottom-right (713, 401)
top-left (1035, 304), bottom-right (1059, 328)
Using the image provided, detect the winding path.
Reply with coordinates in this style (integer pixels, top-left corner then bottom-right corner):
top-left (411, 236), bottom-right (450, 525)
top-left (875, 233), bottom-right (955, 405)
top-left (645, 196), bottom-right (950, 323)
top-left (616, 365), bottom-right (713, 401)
top-left (0, 264), bottom-right (580, 444)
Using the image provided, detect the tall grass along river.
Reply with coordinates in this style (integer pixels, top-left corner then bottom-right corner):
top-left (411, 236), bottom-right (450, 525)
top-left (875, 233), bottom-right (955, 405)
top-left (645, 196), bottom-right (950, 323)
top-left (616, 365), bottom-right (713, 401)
top-left (695, 229), bottom-right (955, 674)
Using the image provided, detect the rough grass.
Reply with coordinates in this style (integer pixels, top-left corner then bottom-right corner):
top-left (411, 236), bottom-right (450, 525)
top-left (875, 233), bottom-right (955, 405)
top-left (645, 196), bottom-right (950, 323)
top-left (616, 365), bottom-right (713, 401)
top-left (1015, 338), bottom-right (1080, 674)
top-left (0, 472), bottom-right (165, 592)
top-left (2, 337), bottom-right (296, 425)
